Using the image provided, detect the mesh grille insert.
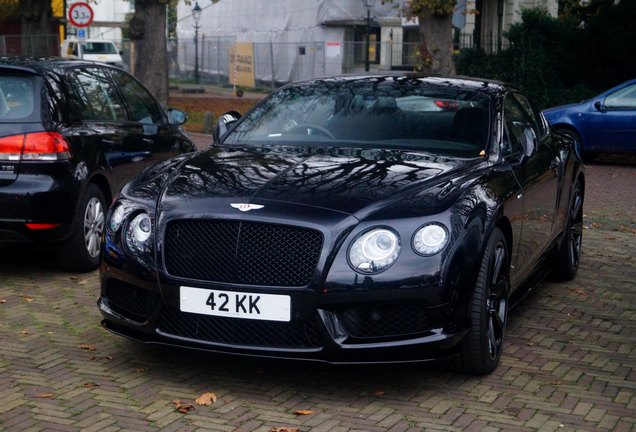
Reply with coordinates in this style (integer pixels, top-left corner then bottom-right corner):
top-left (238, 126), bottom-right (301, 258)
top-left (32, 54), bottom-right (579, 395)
top-left (338, 304), bottom-right (432, 339)
top-left (104, 279), bottom-right (158, 322)
top-left (157, 307), bottom-right (322, 348)
top-left (164, 219), bottom-right (323, 287)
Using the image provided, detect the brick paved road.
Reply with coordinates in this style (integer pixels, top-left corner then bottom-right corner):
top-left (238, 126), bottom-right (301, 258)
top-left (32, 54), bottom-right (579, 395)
top-left (1, 158), bottom-right (634, 432)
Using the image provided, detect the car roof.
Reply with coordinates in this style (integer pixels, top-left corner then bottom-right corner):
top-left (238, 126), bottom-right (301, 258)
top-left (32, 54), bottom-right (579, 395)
top-left (293, 73), bottom-right (512, 97)
top-left (0, 56), bottom-right (101, 75)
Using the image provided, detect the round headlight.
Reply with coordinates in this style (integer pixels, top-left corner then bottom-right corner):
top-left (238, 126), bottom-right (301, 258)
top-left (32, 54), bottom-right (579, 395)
top-left (125, 212), bottom-right (152, 254)
top-left (109, 204), bottom-right (126, 232)
top-left (349, 228), bottom-right (400, 274)
top-left (412, 223), bottom-right (448, 256)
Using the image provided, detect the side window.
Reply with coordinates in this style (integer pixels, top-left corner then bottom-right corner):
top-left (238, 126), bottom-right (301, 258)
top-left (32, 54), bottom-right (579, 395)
top-left (110, 70), bottom-right (163, 124)
top-left (510, 92), bottom-right (543, 136)
top-left (502, 96), bottom-right (526, 156)
top-left (604, 83), bottom-right (636, 110)
top-left (67, 67), bottom-right (126, 122)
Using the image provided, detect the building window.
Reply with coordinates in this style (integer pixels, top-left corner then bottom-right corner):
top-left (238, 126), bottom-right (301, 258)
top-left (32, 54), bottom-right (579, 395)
top-left (353, 26), bottom-right (380, 65)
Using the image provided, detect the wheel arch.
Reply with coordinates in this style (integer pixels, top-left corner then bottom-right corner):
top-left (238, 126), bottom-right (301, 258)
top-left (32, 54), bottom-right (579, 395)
top-left (553, 124), bottom-right (586, 157)
top-left (87, 173), bottom-right (113, 206)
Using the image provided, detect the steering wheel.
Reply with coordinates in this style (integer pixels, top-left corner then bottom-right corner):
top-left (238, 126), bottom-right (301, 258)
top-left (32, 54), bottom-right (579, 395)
top-left (285, 124), bottom-right (335, 139)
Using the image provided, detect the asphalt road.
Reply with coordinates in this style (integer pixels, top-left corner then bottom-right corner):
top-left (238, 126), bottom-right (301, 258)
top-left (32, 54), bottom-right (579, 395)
top-left (0, 155), bottom-right (634, 431)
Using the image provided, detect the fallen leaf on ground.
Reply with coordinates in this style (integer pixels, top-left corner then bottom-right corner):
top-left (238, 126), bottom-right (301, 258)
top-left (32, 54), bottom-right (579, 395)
top-left (24, 296), bottom-right (34, 302)
top-left (271, 428), bottom-right (300, 432)
top-left (173, 400), bottom-right (195, 413)
top-left (35, 393), bottom-right (55, 398)
top-left (195, 392), bottom-right (217, 406)
top-left (83, 383), bottom-right (100, 389)
top-left (0, 299), bottom-right (6, 304)
top-left (79, 344), bottom-right (96, 351)
top-left (294, 409), bottom-right (314, 415)
top-left (373, 390), bottom-right (385, 396)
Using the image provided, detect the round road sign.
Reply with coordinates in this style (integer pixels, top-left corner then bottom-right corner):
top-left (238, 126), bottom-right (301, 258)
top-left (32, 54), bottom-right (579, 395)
top-left (68, 2), bottom-right (94, 28)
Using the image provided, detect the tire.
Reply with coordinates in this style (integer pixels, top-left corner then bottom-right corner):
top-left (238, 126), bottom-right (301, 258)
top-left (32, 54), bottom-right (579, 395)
top-left (57, 183), bottom-right (106, 272)
top-left (551, 181), bottom-right (583, 281)
top-left (558, 128), bottom-right (596, 162)
top-left (455, 227), bottom-right (510, 375)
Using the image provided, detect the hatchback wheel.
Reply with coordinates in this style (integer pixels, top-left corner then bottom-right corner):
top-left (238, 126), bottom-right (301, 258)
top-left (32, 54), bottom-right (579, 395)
top-left (455, 227), bottom-right (509, 375)
top-left (58, 183), bottom-right (106, 272)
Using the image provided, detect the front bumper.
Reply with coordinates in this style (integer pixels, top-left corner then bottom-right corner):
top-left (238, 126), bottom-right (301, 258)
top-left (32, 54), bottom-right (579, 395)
top-left (98, 271), bottom-right (468, 364)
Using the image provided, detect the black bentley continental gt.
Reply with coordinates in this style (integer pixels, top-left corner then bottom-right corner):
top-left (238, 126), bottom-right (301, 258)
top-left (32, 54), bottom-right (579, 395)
top-left (98, 74), bottom-right (585, 374)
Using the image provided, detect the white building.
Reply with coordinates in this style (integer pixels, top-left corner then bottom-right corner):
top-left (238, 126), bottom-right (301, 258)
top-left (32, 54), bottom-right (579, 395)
top-left (175, 0), bottom-right (557, 84)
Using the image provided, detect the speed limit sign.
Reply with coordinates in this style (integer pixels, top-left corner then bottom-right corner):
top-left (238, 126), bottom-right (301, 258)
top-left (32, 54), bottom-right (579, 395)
top-left (68, 2), bottom-right (94, 28)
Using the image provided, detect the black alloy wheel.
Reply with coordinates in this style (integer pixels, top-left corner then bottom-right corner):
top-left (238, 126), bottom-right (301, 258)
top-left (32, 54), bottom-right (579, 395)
top-left (552, 181), bottom-right (583, 281)
top-left (455, 227), bottom-right (510, 375)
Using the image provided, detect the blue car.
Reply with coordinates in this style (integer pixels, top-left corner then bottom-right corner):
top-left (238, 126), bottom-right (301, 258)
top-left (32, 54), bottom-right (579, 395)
top-left (543, 79), bottom-right (636, 159)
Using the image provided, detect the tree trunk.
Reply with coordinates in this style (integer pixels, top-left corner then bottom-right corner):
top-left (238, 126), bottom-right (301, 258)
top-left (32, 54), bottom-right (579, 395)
top-left (417, 9), bottom-right (456, 75)
top-left (130, 0), bottom-right (169, 107)
top-left (20, 0), bottom-right (54, 56)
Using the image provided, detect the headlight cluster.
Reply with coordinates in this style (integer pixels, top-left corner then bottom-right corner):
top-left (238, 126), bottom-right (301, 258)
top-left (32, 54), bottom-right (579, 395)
top-left (348, 223), bottom-right (449, 274)
top-left (108, 202), bottom-right (153, 255)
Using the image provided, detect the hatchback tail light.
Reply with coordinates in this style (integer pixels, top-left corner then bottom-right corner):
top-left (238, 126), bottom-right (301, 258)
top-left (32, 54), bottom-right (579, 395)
top-left (0, 132), bottom-right (71, 161)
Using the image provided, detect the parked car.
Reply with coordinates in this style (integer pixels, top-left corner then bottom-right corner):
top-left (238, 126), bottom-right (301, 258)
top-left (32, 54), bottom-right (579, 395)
top-left (61, 39), bottom-right (125, 69)
top-left (543, 79), bottom-right (636, 158)
top-left (0, 57), bottom-right (193, 271)
top-left (98, 74), bottom-right (584, 374)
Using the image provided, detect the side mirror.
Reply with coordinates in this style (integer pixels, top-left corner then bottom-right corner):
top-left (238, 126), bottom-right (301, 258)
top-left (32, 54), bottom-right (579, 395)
top-left (167, 108), bottom-right (188, 125)
top-left (594, 100), bottom-right (607, 113)
top-left (213, 110), bottom-right (241, 142)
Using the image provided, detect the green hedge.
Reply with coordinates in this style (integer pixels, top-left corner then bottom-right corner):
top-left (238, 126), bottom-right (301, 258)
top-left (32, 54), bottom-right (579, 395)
top-left (456, 2), bottom-right (635, 109)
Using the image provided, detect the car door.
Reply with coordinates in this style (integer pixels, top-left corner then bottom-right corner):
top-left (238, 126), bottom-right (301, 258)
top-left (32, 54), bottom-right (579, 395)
top-left (66, 66), bottom-right (152, 195)
top-left (108, 69), bottom-right (184, 167)
top-left (504, 92), bottom-right (561, 283)
top-left (587, 81), bottom-right (636, 153)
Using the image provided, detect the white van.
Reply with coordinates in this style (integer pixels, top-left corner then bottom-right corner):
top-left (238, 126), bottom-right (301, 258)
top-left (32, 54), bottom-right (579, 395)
top-left (61, 39), bottom-right (125, 69)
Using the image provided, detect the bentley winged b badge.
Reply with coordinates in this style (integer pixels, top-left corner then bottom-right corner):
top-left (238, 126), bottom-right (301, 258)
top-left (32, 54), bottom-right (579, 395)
top-left (231, 203), bottom-right (265, 212)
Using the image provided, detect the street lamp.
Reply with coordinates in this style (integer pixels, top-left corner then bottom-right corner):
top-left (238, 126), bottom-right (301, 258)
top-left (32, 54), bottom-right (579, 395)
top-left (361, 0), bottom-right (376, 72)
top-left (192, 1), bottom-right (202, 84)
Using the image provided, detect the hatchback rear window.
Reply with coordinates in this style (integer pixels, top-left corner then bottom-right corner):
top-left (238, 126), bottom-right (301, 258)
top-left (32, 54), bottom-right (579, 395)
top-left (0, 74), bottom-right (39, 122)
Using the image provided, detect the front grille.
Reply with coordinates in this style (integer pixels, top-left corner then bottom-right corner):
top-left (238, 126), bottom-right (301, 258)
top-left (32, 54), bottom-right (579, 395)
top-left (164, 220), bottom-right (323, 287)
top-left (104, 279), bottom-right (158, 322)
top-left (338, 304), bottom-right (432, 339)
top-left (157, 307), bottom-right (322, 348)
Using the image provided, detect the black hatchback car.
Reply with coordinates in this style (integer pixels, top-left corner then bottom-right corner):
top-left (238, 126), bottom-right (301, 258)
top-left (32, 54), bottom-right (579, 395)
top-left (99, 74), bottom-right (584, 374)
top-left (0, 57), bottom-right (193, 271)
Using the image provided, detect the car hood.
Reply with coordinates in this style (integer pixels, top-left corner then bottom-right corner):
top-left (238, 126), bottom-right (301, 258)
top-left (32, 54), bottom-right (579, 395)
top-left (543, 100), bottom-right (589, 118)
top-left (157, 145), bottom-right (479, 218)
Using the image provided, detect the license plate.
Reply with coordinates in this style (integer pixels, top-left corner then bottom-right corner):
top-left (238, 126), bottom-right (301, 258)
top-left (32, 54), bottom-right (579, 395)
top-left (179, 286), bottom-right (291, 322)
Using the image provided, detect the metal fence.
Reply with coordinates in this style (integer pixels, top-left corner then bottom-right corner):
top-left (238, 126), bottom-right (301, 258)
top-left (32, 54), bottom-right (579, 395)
top-left (1, 33), bottom-right (497, 92)
top-left (167, 37), bottom-right (479, 91)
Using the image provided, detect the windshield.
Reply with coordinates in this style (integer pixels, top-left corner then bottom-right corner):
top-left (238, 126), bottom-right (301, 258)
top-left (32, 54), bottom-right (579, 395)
top-left (223, 77), bottom-right (492, 158)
